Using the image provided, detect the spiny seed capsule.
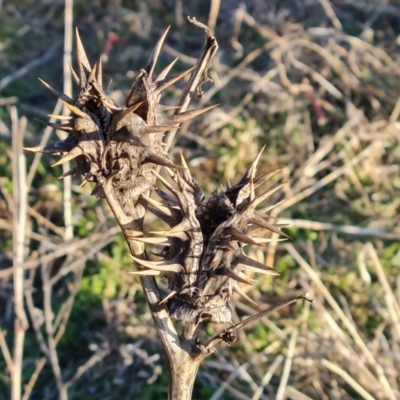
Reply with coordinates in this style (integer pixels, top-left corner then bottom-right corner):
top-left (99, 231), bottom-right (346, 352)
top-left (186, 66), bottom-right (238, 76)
top-left (130, 149), bottom-right (291, 325)
top-left (25, 28), bottom-right (217, 201)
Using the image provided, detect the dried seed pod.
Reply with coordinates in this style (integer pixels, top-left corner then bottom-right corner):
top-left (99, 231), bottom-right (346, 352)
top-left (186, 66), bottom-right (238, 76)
top-left (25, 29), bottom-right (215, 202)
top-left (144, 152), bottom-right (289, 324)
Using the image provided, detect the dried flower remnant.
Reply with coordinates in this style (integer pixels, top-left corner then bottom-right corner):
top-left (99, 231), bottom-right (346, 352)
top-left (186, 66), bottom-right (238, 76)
top-left (131, 149), bottom-right (295, 329)
top-left (24, 20), bottom-right (312, 398)
top-left (25, 28), bottom-right (216, 203)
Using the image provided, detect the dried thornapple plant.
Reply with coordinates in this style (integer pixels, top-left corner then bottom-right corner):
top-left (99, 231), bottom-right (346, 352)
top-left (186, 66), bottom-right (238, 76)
top-left (25, 18), bottom-right (312, 399)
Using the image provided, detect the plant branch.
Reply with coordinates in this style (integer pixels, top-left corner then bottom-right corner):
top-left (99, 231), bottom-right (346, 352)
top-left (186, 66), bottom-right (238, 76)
top-left (204, 294), bottom-right (313, 351)
top-left (11, 106), bottom-right (28, 400)
top-left (99, 19), bottom-right (219, 400)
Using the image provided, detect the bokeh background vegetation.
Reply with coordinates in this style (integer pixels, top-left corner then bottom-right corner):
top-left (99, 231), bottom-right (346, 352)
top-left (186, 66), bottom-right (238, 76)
top-left (1, 0), bottom-right (400, 399)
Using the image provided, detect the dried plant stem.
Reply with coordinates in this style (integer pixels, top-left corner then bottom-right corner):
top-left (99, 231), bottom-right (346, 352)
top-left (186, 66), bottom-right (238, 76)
top-left (286, 244), bottom-right (397, 400)
top-left (167, 356), bottom-right (203, 399)
top-left (276, 328), bottom-right (298, 400)
top-left (164, 17), bottom-right (218, 149)
top-left (101, 165), bottom-right (205, 400)
top-left (41, 259), bottom-right (67, 400)
top-left (98, 21), bottom-right (218, 399)
top-left (321, 359), bottom-right (375, 400)
top-left (0, 330), bottom-right (13, 376)
top-left (21, 357), bottom-right (46, 400)
top-left (317, 0), bottom-right (342, 31)
top-left (26, 99), bottom-right (63, 191)
top-left (207, 0), bottom-right (220, 36)
top-left (62, 0), bottom-right (74, 241)
top-left (11, 106), bottom-right (28, 400)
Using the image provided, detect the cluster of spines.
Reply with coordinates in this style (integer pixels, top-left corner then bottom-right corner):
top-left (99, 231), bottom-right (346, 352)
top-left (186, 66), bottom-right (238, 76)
top-left (26, 27), bottom-right (290, 325)
top-left (25, 28), bottom-right (216, 200)
top-left (129, 149), bottom-right (290, 324)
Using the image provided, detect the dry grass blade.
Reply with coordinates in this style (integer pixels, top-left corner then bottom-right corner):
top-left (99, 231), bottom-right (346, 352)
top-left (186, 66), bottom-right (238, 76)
top-left (321, 359), bottom-right (375, 400)
top-left (251, 355), bottom-right (284, 400)
top-left (10, 106), bottom-right (29, 400)
top-left (276, 329), bottom-right (298, 400)
top-left (3, 2), bottom-right (400, 399)
top-left (286, 243), bottom-right (399, 400)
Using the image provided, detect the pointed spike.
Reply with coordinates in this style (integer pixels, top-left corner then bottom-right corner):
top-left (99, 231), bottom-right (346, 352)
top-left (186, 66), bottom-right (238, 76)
top-left (145, 26), bottom-right (171, 78)
top-left (245, 237), bottom-right (286, 245)
top-left (254, 167), bottom-right (283, 188)
top-left (75, 28), bottom-right (91, 70)
top-left (164, 166), bottom-right (189, 192)
top-left (23, 140), bottom-right (75, 154)
top-left (106, 79), bottom-right (113, 94)
top-left (166, 104), bottom-right (219, 124)
top-left (241, 265), bottom-right (280, 275)
top-left (112, 102), bottom-right (143, 124)
top-left (233, 253), bottom-right (279, 275)
top-left (38, 78), bottom-right (74, 104)
top-left (223, 268), bottom-right (256, 285)
top-left (156, 58), bottom-right (178, 81)
top-left (68, 61), bottom-right (80, 85)
top-left (142, 194), bottom-right (182, 214)
top-left (249, 217), bottom-right (291, 239)
top-left (138, 125), bottom-right (172, 135)
top-left (231, 146), bottom-right (267, 190)
top-left (128, 270), bottom-right (160, 276)
top-left (248, 145), bottom-right (266, 180)
top-left (258, 198), bottom-right (287, 214)
top-left (57, 167), bottom-right (77, 179)
top-left (158, 290), bottom-right (178, 305)
top-left (23, 145), bottom-right (50, 154)
top-left (51, 146), bottom-right (84, 167)
top-left (248, 150), bottom-right (262, 202)
top-left (127, 254), bottom-right (183, 273)
top-left (48, 114), bottom-right (73, 121)
top-left (163, 165), bottom-right (176, 179)
top-left (179, 150), bottom-right (192, 181)
top-left (150, 219), bottom-right (191, 236)
top-left (124, 230), bottom-right (145, 238)
top-left (79, 172), bottom-right (92, 188)
top-left (24, 137), bottom-right (75, 153)
top-left (97, 58), bottom-right (103, 89)
top-left (151, 169), bottom-right (176, 192)
top-left (155, 66), bottom-right (196, 94)
top-left (62, 100), bottom-right (89, 118)
top-left (47, 122), bottom-right (73, 131)
top-left (80, 178), bottom-right (88, 187)
top-left (75, 28), bottom-right (91, 89)
top-left (144, 153), bottom-right (179, 169)
top-left (132, 236), bottom-right (170, 245)
top-left (226, 227), bottom-right (261, 246)
top-left (250, 180), bottom-right (292, 209)
top-left (87, 62), bottom-right (98, 83)
top-left (141, 193), bottom-right (170, 210)
top-left (226, 166), bottom-right (282, 202)
top-left (141, 193), bottom-right (182, 226)
top-left (233, 285), bottom-right (260, 308)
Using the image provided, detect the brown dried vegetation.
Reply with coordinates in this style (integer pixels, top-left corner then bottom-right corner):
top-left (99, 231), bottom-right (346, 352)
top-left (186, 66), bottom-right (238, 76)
top-left (1, 1), bottom-right (400, 400)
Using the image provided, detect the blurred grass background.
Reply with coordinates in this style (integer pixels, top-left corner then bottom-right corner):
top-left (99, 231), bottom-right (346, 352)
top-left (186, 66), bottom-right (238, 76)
top-left (1, 0), bottom-right (400, 399)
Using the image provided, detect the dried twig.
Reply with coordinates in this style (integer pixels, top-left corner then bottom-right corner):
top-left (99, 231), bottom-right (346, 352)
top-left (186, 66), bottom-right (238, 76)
top-left (10, 106), bottom-right (29, 400)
